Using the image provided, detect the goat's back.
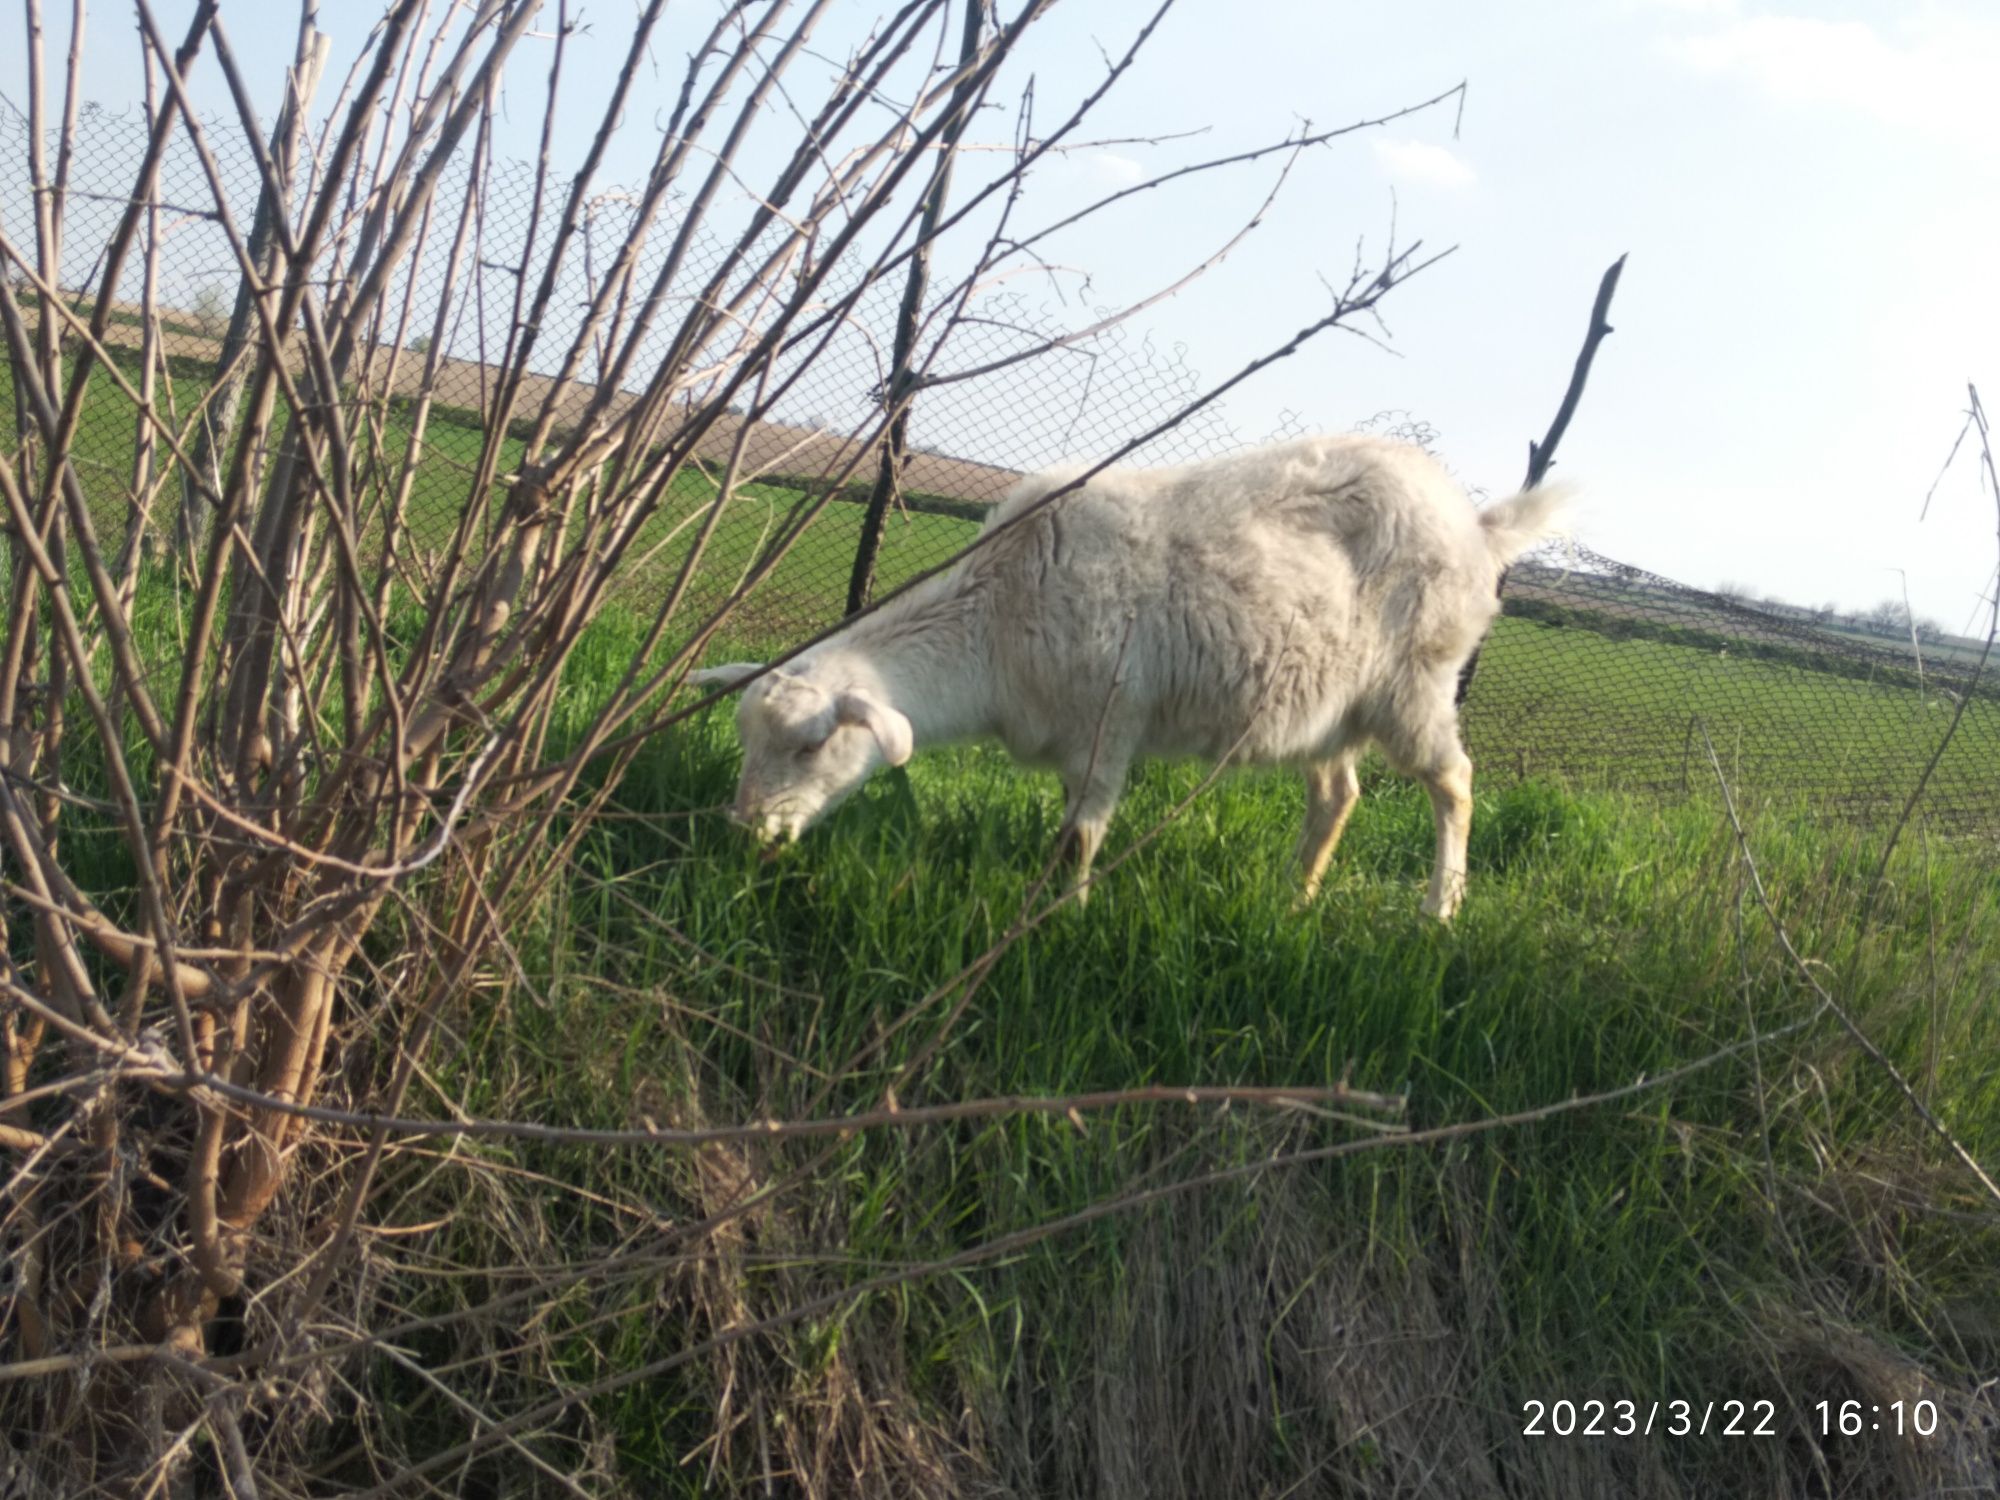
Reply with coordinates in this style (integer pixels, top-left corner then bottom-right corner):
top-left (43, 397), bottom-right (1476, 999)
top-left (972, 435), bottom-right (1501, 767)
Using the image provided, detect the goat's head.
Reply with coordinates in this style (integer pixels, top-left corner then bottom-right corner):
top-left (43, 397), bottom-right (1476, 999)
top-left (690, 661), bottom-right (913, 845)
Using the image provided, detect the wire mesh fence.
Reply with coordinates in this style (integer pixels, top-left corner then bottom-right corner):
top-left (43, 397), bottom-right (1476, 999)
top-left (6, 100), bottom-right (1997, 846)
top-left (1472, 548), bottom-right (1999, 839)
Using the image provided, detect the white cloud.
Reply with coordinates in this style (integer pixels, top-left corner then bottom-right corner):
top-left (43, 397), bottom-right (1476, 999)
top-left (1084, 151), bottom-right (1145, 187)
top-left (1370, 138), bottom-right (1475, 191)
top-left (1660, 9), bottom-right (2000, 143)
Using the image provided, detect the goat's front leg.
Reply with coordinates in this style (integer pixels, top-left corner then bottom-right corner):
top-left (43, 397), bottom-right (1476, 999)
top-left (1057, 759), bottom-right (1128, 908)
top-left (1416, 751), bottom-right (1473, 921)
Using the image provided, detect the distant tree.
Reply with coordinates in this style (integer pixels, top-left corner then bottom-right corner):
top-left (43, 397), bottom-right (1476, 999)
top-left (407, 332), bottom-right (432, 355)
top-left (190, 282), bottom-right (228, 337)
top-left (1856, 599), bottom-right (1921, 639)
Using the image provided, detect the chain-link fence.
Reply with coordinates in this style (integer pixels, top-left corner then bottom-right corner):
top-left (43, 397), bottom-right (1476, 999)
top-left (1473, 548), bottom-right (1998, 838)
top-left (6, 101), bottom-right (1997, 845)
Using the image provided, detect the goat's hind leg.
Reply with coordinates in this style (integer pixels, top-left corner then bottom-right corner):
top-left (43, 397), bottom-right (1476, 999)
top-left (1383, 694), bottom-right (1475, 921)
top-left (1415, 748), bottom-right (1473, 921)
top-left (1293, 753), bottom-right (1361, 908)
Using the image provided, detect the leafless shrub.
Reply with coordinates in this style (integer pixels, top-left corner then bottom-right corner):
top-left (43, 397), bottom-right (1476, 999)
top-left (0, 0), bottom-right (1457, 1488)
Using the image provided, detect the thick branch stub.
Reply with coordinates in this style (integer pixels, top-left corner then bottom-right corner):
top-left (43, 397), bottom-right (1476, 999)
top-left (1455, 252), bottom-right (1627, 708)
top-left (1524, 252), bottom-right (1626, 492)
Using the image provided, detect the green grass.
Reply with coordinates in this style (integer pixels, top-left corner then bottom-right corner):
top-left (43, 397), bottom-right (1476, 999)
top-left (373, 667), bottom-right (2000, 1497)
top-left (0, 341), bottom-right (212, 527)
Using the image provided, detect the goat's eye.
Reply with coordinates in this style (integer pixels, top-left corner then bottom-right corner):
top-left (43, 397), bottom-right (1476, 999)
top-left (794, 739), bottom-right (824, 759)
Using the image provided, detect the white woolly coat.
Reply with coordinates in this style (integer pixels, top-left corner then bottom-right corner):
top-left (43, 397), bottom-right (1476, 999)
top-left (822, 433), bottom-right (1546, 782)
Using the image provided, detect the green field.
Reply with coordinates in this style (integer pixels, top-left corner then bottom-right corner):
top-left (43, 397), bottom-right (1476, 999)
top-left (0, 345), bottom-right (986, 644)
top-left (10, 351), bottom-right (2000, 1494)
top-left (1464, 613), bottom-right (2000, 837)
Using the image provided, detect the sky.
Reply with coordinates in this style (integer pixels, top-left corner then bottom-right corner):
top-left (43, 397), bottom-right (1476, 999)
top-left (982, 0), bottom-right (2000, 631)
top-left (3, 0), bottom-right (1996, 628)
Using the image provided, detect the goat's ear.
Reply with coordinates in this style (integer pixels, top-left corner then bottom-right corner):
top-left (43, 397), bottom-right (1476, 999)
top-left (687, 662), bottom-right (765, 692)
top-left (836, 691), bottom-right (913, 768)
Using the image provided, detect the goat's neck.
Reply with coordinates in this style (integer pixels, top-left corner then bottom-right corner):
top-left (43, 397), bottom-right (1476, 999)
top-left (809, 587), bottom-right (992, 747)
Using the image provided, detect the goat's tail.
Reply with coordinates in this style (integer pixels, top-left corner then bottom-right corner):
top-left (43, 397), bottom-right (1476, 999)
top-left (1477, 481), bottom-right (1575, 567)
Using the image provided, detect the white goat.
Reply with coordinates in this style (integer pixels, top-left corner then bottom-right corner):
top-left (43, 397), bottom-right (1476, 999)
top-left (691, 434), bottom-right (1569, 919)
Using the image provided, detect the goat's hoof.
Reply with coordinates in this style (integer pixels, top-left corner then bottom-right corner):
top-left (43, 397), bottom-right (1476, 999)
top-left (1420, 894), bottom-right (1461, 923)
top-left (1421, 871), bottom-right (1466, 923)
